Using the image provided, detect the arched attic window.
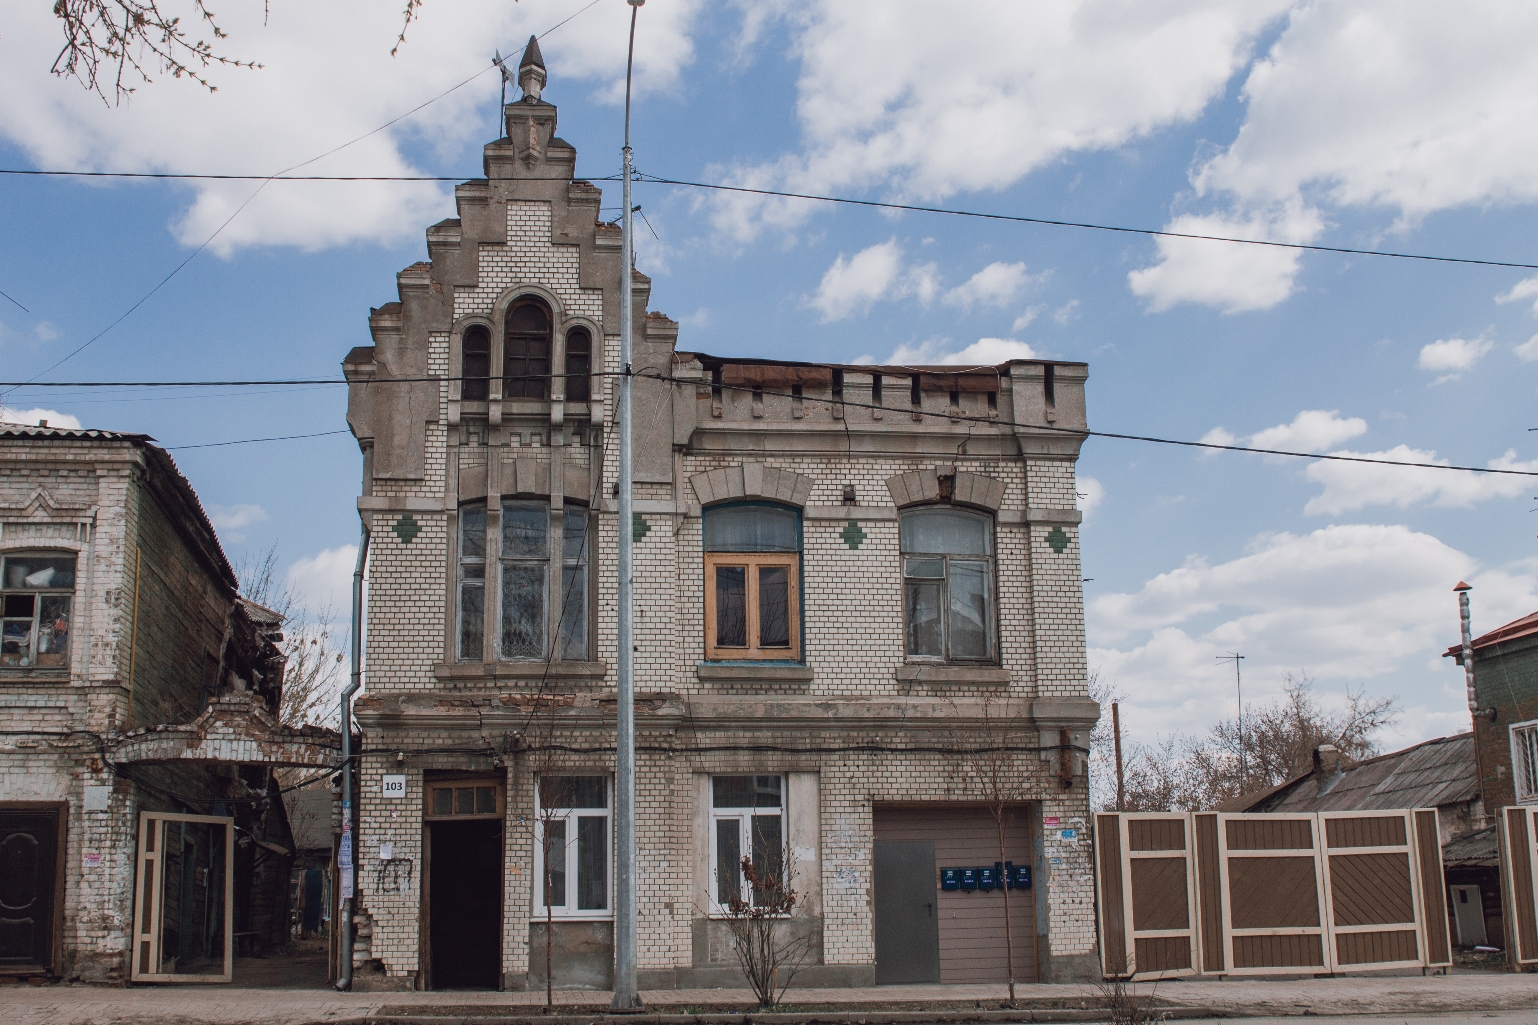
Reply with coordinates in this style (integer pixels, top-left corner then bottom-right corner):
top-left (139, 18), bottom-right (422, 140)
top-left (504, 299), bottom-right (552, 399)
top-left (565, 327), bottom-right (591, 402)
top-left (462, 325), bottom-right (491, 402)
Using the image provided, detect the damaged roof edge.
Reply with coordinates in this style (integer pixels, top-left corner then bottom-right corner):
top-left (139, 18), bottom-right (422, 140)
top-left (675, 351), bottom-right (1087, 373)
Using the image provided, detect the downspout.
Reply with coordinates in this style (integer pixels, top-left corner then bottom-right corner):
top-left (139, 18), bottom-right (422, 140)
top-left (336, 526), bottom-right (370, 990)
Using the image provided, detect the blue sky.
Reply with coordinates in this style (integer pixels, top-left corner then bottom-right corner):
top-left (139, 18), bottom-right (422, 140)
top-left (3, 1), bottom-right (1538, 750)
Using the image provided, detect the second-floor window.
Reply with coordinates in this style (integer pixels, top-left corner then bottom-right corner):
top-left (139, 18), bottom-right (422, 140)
top-left (504, 299), bottom-right (552, 399)
top-left (565, 327), bottom-right (591, 402)
top-left (1514, 720), bottom-right (1538, 802)
top-left (900, 507), bottom-right (995, 662)
top-left (2, 553), bottom-right (76, 670)
top-left (462, 325), bottom-right (491, 401)
top-left (458, 502), bottom-right (588, 662)
top-left (703, 503), bottom-right (800, 661)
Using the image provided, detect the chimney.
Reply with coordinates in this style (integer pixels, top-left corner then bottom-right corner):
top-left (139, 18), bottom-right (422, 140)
top-left (1313, 744), bottom-right (1342, 794)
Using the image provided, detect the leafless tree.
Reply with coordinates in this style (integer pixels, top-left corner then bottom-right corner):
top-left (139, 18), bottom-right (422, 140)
top-left (946, 695), bottom-right (1044, 1006)
top-left (718, 846), bottom-right (813, 1007)
top-left (49, 0), bottom-right (446, 104)
top-left (1118, 673), bottom-right (1400, 811)
top-left (235, 544), bottom-right (346, 728)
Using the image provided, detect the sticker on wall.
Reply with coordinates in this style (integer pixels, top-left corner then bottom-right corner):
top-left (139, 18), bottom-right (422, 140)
top-left (83, 851), bottom-right (102, 867)
top-left (1059, 828), bottom-right (1078, 840)
top-left (841, 520), bottom-right (867, 550)
top-left (1043, 816), bottom-right (1060, 827)
top-left (1045, 526), bottom-right (1070, 554)
top-left (393, 513), bottom-right (421, 544)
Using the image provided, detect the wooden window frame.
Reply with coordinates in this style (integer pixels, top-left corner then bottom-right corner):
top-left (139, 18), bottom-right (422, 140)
top-left (129, 812), bottom-right (235, 983)
top-left (898, 508), bottom-right (998, 665)
top-left (704, 553), bottom-right (800, 661)
top-left (423, 777), bottom-right (504, 821)
top-left (1, 551), bottom-right (77, 672)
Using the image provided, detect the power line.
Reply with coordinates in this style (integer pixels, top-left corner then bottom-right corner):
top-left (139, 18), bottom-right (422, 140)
top-left (3, 370), bottom-right (1533, 478)
top-left (633, 174), bottom-right (1538, 273)
top-left (0, 170), bottom-right (614, 182)
top-left (0, 287), bottom-right (29, 313)
top-left (166, 428), bottom-right (351, 450)
top-left (2, 3), bottom-right (611, 395)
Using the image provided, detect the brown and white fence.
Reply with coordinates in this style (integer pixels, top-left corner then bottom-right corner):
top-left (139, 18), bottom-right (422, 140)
top-left (1500, 805), bottom-right (1538, 966)
top-left (1095, 809), bottom-right (1451, 978)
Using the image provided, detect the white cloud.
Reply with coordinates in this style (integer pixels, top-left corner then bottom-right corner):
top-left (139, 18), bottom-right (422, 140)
top-left (1417, 336), bottom-right (1493, 380)
top-left (1077, 477), bottom-right (1105, 520)
top-left (1089, 524), bottom-right (1538, 744)
top-left (942, 262), bottom-right (1037, 310)
top-left (33, 322), bottom-right (58, 342)
top-left (0, 407), bottom-right (80, 429)
top-left (1248, 409), bottom-right (1368, 453)
top-left (1012, 306), bottom-right (1045, 333)
top-left (1515, 334), bottom-right (1538, 362)
top-left (883, 337), bottom-right (1039, 366)
top-left (1127, 202), bottom-right (1324, 313)
top-left (1195, 4), bottom-right (1538, 220)
top-left (707, 1), bottom-right (1293, 241)
top-left (0, 2), bottom-right (703, 254)
top-left (811, 239), bottom-right (924, 321)
top-left (1497, 275), bottom-right (1538, 313)
top-left (1198, 427), bottom-right (1237, 455)
top-left (1304, 447), bottom-right (1538, 515)
top-left (1052, 299), bottom-right (1080, 325)
top-left (206, 503), bottom-right (269, 534)
top-left (286, 545), bottom-right (359, 616)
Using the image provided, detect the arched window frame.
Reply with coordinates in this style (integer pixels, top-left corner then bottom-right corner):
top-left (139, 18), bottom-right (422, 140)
top-left (702, 501), bottom-right (802, 662)
top-left (559, 317), bottom-right (601, 405)
top-left (450, 316), bottom-right (495, 410)
top-left (898, 504), bottom-right (997, 663)
top-left (503, 298), bottom-right (554, 399)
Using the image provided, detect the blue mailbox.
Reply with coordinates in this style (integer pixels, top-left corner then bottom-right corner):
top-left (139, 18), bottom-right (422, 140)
top-left (959, 868), bottom-right (978, 891)
top-left (978, 866), bottom-right (997, 891)
top-left (940, 868), bottom-right (960, 891)
top-left (1014, 864), bottom-right (1032, 889)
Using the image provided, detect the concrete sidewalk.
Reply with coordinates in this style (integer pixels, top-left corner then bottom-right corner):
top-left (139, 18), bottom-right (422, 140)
top-left (2, 973), bottom-right (1537, 1025)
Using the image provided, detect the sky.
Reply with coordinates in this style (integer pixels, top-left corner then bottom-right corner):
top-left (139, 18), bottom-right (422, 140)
top-left (2, 1), bottom-right (1537, 753)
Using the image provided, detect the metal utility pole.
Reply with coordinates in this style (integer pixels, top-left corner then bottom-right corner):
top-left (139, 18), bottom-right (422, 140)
top-left (613, 0), bottom-right (644, 1010)
top-left (1217, 652), bottom-right (1245, 783)
top-left (1112, 701), bottom-right (1125, 812)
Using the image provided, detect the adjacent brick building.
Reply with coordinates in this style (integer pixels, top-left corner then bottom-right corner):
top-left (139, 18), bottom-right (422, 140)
top-left (0, 424), bottom-right (333, 982)
top-left (342, 42), bottom-right (1100, 991)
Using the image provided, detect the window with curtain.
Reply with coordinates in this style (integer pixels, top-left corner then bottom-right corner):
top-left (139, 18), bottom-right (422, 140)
top-left (900, 506), bottom-right (995, 662)
top-left (710, 775), bottom-right (784, 912)
top-left (504, 300), bottom-right (552, 399)
top-left (461, 325), bottom-right (491, 401)
top-left (536, 775), bottom-right (610, 916)
top-left (702, 503), bottom-right (800, 661)
top-left (457, 505), bottom-right (487, 660)
top-left (457, 501), bottom-right (588, 662)
top-left (564, 326), bottom-right (591, 402)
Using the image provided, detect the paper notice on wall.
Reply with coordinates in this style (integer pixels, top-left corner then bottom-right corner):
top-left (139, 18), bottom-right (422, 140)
top-left (380, 842), bottom-right (393, 861)
top-left (83, 851), bottom-right (102, 867)
top-left (1043, 816), bottom-right (1060, 827)
top-left (341, 865), bottom-right (354, 894)
top-left (338, 831), bottom-right (353, 869)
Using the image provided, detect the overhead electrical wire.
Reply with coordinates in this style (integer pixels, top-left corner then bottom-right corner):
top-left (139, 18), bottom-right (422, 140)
top-left (166, 428), bottom-right (351, 450)
top-left (2, 370), bottom-right (1533, 477)
top-left (11, 166), bottom-right (1538, 272)
top-left (0, 1), bottom-right (611, 398)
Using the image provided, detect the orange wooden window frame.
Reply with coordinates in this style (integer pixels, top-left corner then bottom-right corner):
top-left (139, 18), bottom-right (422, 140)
top-left (704, 553), bottom-right (800, 661)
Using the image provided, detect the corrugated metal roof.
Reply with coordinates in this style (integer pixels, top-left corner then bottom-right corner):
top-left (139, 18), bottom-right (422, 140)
top-left (1253, 733), bottom-right (1478, 814)
top-left (0, 422), bottom-right (153, 442)
top-left (1443, 824), bottom-right (1499, 867)
top-left (1443, 609), bottom-right (1538, 658)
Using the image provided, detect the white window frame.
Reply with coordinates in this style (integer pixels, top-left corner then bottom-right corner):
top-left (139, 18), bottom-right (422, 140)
top-left (1512, 719), bottom-right (1538, 803)
top-left (708, 774), bottom-right (787, 917)
top-left (532, 774), bottom-right (612, 920)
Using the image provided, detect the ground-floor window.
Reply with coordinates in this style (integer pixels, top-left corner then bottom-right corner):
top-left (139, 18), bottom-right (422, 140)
top-left (535, 775), bottom-right (610, 916)
top-left (710, 774), bottom-right (784, 912)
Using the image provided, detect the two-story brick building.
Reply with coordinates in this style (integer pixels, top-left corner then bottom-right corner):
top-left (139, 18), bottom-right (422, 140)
top-left (0, 423), bottom-right (335, 983)
top-left (342, 43), bottom-right (1100, 992)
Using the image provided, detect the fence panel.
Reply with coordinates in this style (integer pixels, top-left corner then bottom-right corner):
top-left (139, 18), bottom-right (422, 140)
top-left (1191, 812), bottom-right (1227, 974)
top-left (1217, 813), bottom-right (1329, 974)
top-left (1094, 813), bottom-right (1199, 978)
top-left (1319, 811), bottom-right (1424, 971)
top-left (1413, 809), bottom-right (1452, 969)
top-left (1500, 805), bottom-right (1538, 966)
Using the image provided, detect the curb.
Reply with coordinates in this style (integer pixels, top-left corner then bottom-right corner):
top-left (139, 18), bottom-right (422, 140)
top-left (355, 1009), bottom-right (1224, 1025)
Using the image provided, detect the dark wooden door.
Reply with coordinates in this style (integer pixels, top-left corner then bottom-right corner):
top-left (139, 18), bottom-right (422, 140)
top-left (428, 820), bottom-right (503, 989)
top-left (0, 811), bottom-right (58, 969)
top-left (873, 840), bottom-right (941, 984)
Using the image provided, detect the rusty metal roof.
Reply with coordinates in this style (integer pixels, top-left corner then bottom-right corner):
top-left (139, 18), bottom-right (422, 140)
top-left (1443, 608), bottom-right (1538, 659)
top-left (1247, 732), bottom-right (1478, 814)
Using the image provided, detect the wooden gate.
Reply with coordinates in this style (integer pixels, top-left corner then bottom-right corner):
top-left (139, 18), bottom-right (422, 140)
top-left (1093, 813), bottom-right (1198, 978)
top-left (1500, 805), bottom-right (1538, 966)
top-left (1098, 809), bottom-right (1448, 978)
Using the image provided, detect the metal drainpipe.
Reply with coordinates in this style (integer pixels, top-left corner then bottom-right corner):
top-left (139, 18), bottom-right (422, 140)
top-left (336, 527), bottom-right (370, 991)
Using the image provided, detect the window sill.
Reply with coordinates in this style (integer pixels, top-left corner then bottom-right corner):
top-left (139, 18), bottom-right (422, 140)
top-left (894, 664), bottom-right (1010, 685)
top-left (434, 661), bottom-right (608, 684)
top-left (532, 913), bottom-right (615, 922)
top-left (0, 667), bottom-right (70, 679)
top-left (696, 662), bottom-right (814, 685)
